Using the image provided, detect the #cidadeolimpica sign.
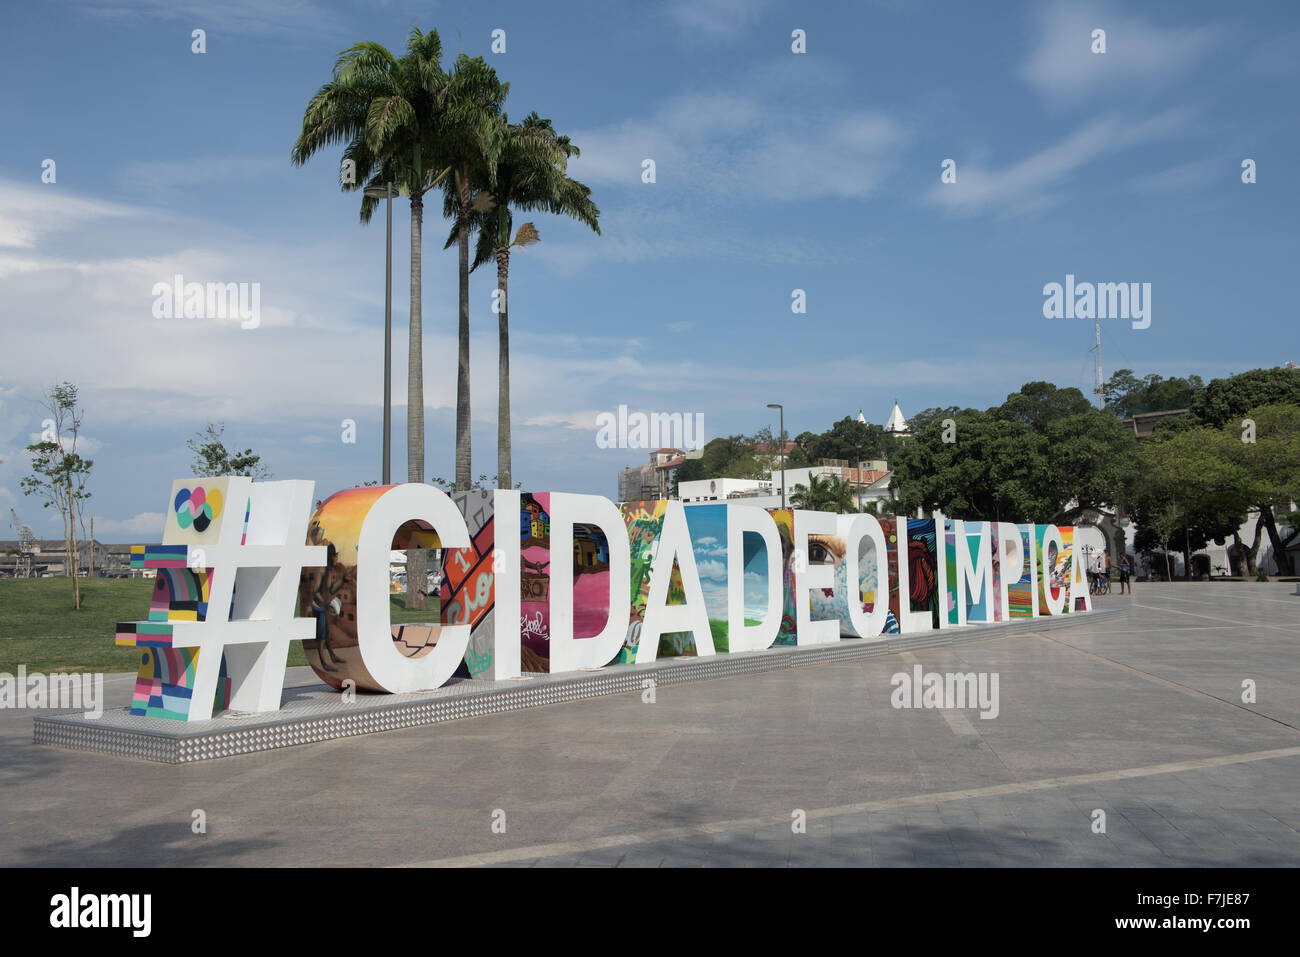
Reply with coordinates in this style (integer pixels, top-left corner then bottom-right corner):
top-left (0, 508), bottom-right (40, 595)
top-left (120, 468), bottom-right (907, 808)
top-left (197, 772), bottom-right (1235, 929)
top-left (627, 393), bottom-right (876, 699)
top-left (114, 478), bottom-right (1093, 722)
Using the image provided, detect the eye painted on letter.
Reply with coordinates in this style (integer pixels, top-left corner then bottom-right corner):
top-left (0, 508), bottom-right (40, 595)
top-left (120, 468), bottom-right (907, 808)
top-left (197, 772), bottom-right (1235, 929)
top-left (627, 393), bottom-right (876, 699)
top-left (807, 535), bottom-right (845, 566)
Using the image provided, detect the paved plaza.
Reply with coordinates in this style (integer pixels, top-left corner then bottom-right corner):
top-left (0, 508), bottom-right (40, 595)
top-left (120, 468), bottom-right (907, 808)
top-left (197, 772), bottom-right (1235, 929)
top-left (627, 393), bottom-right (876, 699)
top-left (2, 583), bottom-right (1297, 867)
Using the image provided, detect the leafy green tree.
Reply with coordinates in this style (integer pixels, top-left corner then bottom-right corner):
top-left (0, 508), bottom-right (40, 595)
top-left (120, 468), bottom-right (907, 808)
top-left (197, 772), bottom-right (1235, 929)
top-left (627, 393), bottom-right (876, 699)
top-left (996, 381), bottom-right (1092, 432)
top-left (1129, 403), bottom-right (1299, 577)
top-left (444, 112), bottom-right (599, 490)
top-left (1101, 369), bottom-right (1204, 418)
top-left (905, 406), bottom-right (965, 435)
top-left (892, 410), bottom-right (1053, 521)
top-left (785, 432), bottom-right (816, 468)
top-left (1163, 366), bottom-right (1300, 574)
top-left (21, 383), bottom-right (93, 608)
top-left (796, 416), bottom-right (888, 466)
top-left (671, 436), bottom-right (765, 493)
top-left (1130, 425), bottom-right (1250, 578)
top-left (892, 383), bottom-right (1137, 523)
top-left (1040, 407), bottom-right (1140, 515)
top-left (1190, 366), bottom-right (1300, 427)
top-left (187, 423), bottom-right (271, 479)
top-left (1132, 499), bottom-right (1183, 581)
top-left (1230, 403), bottom-right (1300, 574)
top-left (1148, 413), bottom-right (1199, 439)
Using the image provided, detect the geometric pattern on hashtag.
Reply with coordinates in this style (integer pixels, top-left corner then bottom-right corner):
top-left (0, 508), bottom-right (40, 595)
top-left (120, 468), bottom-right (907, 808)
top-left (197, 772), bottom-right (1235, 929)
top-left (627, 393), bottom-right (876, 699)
top-left (114, 477), bottom-right (325, 722)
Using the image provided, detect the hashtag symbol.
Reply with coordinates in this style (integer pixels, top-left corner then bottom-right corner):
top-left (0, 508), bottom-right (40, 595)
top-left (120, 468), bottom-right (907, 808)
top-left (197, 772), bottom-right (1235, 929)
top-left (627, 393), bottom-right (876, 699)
top-left (167, 478), bottom-right (325, 720)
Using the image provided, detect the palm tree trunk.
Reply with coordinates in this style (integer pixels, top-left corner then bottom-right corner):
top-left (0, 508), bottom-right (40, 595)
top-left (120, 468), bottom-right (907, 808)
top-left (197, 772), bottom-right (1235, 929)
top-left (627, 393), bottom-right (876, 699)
top-left (455, 161), bottom-right (472, 491)
top-left (405, 193), bottom-right (426, 611)
top-left (497, 244), bottom-right (511, 490)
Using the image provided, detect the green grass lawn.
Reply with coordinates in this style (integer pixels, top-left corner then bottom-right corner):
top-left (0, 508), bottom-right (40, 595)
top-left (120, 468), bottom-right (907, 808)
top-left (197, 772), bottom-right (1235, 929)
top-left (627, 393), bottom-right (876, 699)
top-left (0, 577), bottom-right (440, 674)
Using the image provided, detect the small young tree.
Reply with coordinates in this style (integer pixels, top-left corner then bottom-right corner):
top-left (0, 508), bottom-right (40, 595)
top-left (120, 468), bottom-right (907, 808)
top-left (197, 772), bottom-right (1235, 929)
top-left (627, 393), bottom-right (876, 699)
top-left (187, 423), bottom-right (271, 479)
top-left (21, 382), bottom-right (93, 608)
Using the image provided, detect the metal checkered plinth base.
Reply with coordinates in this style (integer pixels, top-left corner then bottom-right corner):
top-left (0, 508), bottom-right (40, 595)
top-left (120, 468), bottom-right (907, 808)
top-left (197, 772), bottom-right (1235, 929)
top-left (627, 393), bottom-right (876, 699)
top-left (33, 607), bottom-right (1121, 763)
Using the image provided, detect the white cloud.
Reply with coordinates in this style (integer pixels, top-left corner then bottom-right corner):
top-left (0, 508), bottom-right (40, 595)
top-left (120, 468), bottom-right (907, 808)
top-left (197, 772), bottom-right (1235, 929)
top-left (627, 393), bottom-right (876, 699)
top-left (0, 386), bottom-right (26, 445)
top-left (116, 156), bottom-right (289, 199)
top-left (0, 177), bottom-right (405, 429)
top-left (668, 0), bottom-right (772, 38)
top-left (0, 219), bottom-right (33, 248)
top-left (94, 511), bottom-right (166, 536)
top-left (1023, 3), bottom-right (1222, 102)
top-left (520, 410), bottom-right (602, 431)
top-left (25, 432), bottom-right (103, 456)
top-left (1125, 158), bottom-right (1221, 193)
top-left (567, 95), bottom-right (904, 203)
top-left (530, 195), bottom-right (843, 274)
top-left (0, 181), bottom-right (137, 254)
top-left (923, 110), bottom-right (1191, 217)
top-left (0, 254), bottom-right (49, 277)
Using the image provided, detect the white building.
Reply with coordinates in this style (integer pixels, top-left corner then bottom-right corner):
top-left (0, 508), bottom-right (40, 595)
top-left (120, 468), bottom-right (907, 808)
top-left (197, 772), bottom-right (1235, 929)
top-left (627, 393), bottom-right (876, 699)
top-left (676, 403), bottom-right (909, 509)
top-left (772, 463), bottom-right (893, 510)
top-left (679, 463), bottom-right (895, 511)
top-left (677, 476), bottom-right (772, 503)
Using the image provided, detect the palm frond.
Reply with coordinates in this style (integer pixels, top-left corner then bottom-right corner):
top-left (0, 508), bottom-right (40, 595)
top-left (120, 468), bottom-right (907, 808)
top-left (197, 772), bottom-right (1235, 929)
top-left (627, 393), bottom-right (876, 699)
top-left (364, 95), bottom-right (416, 151)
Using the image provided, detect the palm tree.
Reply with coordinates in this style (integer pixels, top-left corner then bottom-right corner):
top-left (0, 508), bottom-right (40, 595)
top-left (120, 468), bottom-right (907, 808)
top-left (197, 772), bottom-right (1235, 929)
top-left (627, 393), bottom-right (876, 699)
top-left (292, 26), bottom-right (455, 610)
top-left (434, 55), bottom-right (508, 491)
top-left (790, 474), bottom-right (857, 513)
top-left (445, 112), bottom-right (600, 488)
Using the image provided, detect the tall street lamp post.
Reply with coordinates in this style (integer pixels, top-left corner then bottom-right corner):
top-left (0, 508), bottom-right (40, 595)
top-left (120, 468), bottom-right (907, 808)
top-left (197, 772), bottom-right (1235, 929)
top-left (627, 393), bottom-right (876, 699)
top-left (365, 182), bottom-right (399, 485)
top-left (767, 403), bottom-right (785, 509)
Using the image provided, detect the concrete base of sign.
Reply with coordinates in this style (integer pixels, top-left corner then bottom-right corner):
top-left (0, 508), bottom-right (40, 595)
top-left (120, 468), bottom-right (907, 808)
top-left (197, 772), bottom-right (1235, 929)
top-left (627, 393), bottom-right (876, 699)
top-left (34, 608), bottom-right (1121, 764)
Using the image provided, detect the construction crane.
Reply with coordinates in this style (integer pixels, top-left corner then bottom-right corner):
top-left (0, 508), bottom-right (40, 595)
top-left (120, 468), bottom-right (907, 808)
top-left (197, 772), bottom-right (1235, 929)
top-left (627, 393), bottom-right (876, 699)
top-left (8, 508), bottom-right (39, 578)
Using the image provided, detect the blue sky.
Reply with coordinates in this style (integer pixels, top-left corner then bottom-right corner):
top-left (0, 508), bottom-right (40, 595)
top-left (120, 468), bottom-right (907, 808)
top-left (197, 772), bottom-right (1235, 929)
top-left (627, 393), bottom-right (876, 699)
top-left (1, 0), bottom-right (1297, 541)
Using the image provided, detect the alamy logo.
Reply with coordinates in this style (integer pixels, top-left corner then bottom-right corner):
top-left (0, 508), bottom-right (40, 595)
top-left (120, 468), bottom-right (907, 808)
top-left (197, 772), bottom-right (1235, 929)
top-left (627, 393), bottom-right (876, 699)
top-left (890, 664), bottom-right (1000, 719)
top-left (1042, 274), bottom-right (1151, 330)
top-left (151, 273), bottom-right (261, 329)
top-left (595, 405), bottom-right (705, 451)
top-left (50, 888), bottom-right (151, 937)
top-left (0, 666), bottom-right (103, 718)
